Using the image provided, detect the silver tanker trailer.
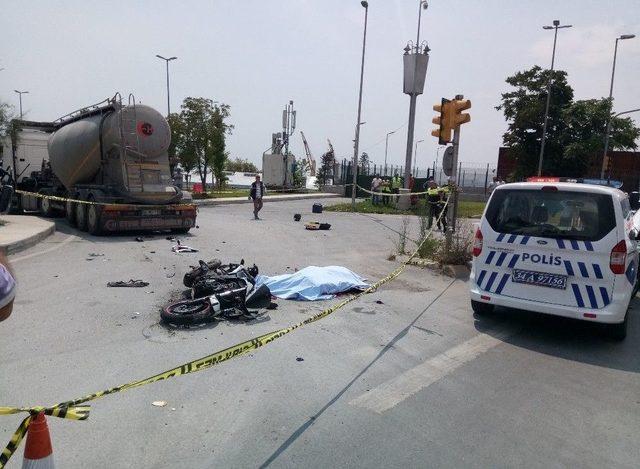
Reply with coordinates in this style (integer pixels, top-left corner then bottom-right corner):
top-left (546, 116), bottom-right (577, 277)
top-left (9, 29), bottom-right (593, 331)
top-left (0, 94), bottom-right (196, 234)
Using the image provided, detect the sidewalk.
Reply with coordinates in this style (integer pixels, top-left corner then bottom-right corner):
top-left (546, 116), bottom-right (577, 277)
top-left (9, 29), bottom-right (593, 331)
top-left (194, 192), bottom-right (340, 206)
top-left (0, 215), bottom-right (56, 255)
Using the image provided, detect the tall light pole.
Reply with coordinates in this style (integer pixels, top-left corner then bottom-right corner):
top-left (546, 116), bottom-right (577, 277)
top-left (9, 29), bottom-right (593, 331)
top-left (156, 54), bottom-right (177, 116)
top-left (351, 1), bottom-right (369, 209)
top-left (13, 90), bottom-right (29, 119)
top-left (402, 0), bottom-right (430, 189)
top-left (537, 20), bottom-right (572, 176)
top-left (412, 139), bottom-right (424, 175)
top-left (600, 33), bottom-right (636, 179)
top-left (384, 130), bottom-right (396, 174)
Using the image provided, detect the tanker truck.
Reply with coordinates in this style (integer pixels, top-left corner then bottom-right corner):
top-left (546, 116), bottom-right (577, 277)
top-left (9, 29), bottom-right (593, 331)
top-left (0, 94), bottom-right (196, 234)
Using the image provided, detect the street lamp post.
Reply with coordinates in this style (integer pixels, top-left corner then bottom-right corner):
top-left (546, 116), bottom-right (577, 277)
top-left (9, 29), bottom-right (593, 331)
top-left (351, 1), bottom-right (369, 209)
top-left (402, 0), bottom-right (430, 189)
top-left (537, 19), bottom-right (572, 176)
top-left (13, 90), bottom-right (29, 119)
top-left (155, 54), bottom-right (178, 116)
top-left (384, 130), bottom-right (396, 175)
top-left (600, 34), bottom-right (636, 180)
top-left (412, 139), bottom-right (424, 176)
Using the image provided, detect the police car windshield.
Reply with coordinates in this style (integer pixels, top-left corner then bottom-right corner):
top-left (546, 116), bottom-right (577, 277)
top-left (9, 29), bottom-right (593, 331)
top-left (485, 189), bottom-right (616, 241)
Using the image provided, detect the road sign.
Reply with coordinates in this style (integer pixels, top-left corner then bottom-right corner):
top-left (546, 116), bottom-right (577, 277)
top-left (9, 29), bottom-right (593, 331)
top-left (442, 146), bottom-right (454, 176)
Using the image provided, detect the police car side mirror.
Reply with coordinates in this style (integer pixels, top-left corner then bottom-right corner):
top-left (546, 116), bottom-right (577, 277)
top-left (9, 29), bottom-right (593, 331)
top-left (631, 228), bottom-right (640, 241)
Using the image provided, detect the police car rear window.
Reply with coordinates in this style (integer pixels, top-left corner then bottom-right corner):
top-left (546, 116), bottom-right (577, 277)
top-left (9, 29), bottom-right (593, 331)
top-left (485, 189), bottom-right (616, 241)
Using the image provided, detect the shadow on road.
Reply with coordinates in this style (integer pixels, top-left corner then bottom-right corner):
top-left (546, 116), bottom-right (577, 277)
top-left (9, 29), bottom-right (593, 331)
top-left (53, 219), bottom-right (196, 243)
top-left (258, 279), bottom-right (457, 468)
top-left (474, 298), bottom-right (640, 374)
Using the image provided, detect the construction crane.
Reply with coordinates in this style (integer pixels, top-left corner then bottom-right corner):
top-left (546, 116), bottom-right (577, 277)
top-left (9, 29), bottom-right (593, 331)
top-left (299, 131), bottom-right (317, 176)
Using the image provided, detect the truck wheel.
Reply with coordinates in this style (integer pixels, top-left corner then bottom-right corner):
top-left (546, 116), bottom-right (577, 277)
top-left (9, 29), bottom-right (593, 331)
top-left (75, 202), bottom-right (88, 231)
top-left (38, 195), bottom-right (55, 217)
top-left (87, 204), bottom-right (103, 235)
top-left (171, 227), bottom-right (191, 234)
top-left (607, 313), bottom-right (628, 341)
top-left (65, 200), bottom-right (76, 226)
top-left (471, 300), bottom-right (494, 316)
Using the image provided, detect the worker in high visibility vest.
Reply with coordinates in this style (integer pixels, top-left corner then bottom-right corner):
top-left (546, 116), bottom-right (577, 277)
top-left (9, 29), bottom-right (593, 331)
top-left (425, 178), bottom-right (441, 229)
top-left (391, 172), bottom-right (403, 203)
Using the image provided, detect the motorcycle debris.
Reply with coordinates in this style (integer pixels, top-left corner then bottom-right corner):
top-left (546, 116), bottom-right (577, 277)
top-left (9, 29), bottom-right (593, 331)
top-left (296, 357), bottom-right (304, 362)
top-left (152, 401), bottom-right (167, 407)
top-left (135, 237), bottom-right (144, 242)
top-left (108, 280), bottom-right (150, 288)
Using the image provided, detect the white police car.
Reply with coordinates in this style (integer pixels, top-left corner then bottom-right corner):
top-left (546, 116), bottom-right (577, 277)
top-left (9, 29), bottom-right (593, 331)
top-left (470, 181), bottom-right (638, 340)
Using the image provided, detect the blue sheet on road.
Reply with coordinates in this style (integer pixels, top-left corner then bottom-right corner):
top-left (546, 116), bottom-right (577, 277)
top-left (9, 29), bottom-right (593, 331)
top-left (255, 266), bottom-right (369, 301)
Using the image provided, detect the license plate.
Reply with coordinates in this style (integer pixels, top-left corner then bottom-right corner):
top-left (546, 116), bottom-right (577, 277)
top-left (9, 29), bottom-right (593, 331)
top-left (141, 209), bottom-right (161, 216)
top-left (511, 269), bottom-right (567, 290)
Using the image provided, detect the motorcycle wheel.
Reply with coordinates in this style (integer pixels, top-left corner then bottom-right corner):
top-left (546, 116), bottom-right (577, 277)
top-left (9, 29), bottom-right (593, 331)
top-left (161, 299), bottom-right (214, 325)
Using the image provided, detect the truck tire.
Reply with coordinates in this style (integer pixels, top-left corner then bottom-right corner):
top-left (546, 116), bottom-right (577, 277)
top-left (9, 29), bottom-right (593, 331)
top-left (87, 204), bottom-right (103, 235)
top-left (471, 300), bottom-right (494, 316)
top-left (171, 227), bottom-right (191, 234)
top-left (75, 202), bottom-right (88, 231)
top-left (38, 195), bottom-right (56, 217)
top-left (65, 200), bottom-right (76, 226)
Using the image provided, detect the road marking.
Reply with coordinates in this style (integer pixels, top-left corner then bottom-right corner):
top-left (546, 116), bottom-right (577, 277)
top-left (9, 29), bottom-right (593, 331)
top-left (349, 327), bottom-right (518, 413)
top-left (12, 234), bottom-right (77, 263)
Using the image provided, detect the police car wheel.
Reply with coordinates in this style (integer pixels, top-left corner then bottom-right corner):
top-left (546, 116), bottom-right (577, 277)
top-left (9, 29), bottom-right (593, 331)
top-left (607, 314), bottom-right (628, 341)
top-left (471, 300), bottom-right (494, 316)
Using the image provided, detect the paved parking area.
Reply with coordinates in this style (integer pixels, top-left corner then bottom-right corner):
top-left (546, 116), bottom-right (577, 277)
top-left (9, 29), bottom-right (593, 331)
top-left (1, 199), bottom-right (638, 468)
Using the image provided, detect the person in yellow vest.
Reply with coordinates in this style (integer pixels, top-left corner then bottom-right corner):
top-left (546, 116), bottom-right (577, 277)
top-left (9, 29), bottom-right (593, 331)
top-left (391, 172), bottom-right (403, 203)
top-left (381, 179), bottom-right (392, 206)
top-left (424, 178), bottom-right (440, 229)
top-left (436, 183), bottom-right (451, 231)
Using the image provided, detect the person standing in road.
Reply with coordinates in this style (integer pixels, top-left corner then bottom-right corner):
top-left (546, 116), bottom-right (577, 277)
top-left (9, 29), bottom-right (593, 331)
top-left (371, 174), bottom-right (382, 205)
top-left (0, 253), bottom-right (16, 322)
top-left (425, 178), bottom-right (440, 229)
top-left (249, 175), bottom-right (266, 220)
top-left (391, 172), bottom-right (403, 202)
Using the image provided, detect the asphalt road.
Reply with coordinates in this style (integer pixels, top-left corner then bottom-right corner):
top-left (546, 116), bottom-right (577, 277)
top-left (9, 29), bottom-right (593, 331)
top-left (1, 198), bottom-right (639, 468)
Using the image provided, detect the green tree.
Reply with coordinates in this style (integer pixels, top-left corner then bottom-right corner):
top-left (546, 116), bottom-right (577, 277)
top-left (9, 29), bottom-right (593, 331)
top-left (170, 97), bottom-right (232, 190)
top-left (225, 157), bottom-right (258, 173)
top-left (562, 99), bottom-right (639, 175)
top-left (359, 151), bottom-right (369, 174)
top-left (497, 66), bottom-right (573, 178)
top-left (316, 148), bottom-right (334, 188)
top-left (0, 101), bottom-right (14, 140)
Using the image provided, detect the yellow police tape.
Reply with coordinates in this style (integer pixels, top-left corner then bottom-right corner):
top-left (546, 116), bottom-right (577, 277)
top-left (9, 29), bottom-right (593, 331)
top-left (0, 195), bottom-right (450, 468)
top-left (356, 184), bottom-right (451, 197)
top-left (14, 190), bottom-right (196, 209)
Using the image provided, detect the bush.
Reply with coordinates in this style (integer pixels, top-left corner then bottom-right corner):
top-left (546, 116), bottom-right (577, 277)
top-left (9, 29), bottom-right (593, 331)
top-left (436, 222), bottom-right (473, 265)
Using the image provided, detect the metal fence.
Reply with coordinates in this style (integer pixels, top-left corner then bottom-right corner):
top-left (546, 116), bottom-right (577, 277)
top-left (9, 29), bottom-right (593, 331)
top-left (334, 159), bottom-right (497, 192)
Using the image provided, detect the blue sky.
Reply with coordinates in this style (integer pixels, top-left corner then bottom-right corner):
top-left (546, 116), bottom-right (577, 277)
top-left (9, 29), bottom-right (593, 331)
top-left (1, 0), bottom-right (638, 171)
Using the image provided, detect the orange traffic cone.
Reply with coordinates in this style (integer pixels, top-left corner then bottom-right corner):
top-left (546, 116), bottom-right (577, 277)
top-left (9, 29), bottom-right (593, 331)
top-left (22, 413), bottom-right (54, 468)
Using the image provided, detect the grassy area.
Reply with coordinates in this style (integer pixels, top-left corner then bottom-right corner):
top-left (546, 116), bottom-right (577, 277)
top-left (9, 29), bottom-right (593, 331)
top-left (324, 198), bottom-right (486, 218)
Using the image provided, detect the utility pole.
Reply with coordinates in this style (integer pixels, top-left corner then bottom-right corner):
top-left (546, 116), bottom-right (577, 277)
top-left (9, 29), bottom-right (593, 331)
top-left (155, 55), bottom-right (177, 116)
top-left (384, 130), bottom-right (395, 173)
top-left (537, 20), bottom-right (572, 176)
top-left (13, 90), bottom-right (29, 119)
top-left (600, 34), bottom-right (635, 180)
top-left (282, 100), bottom-right (297, 187)
top-left (402, 0), bottom-right (430, 189)
top-left (351, 1), bottom-right (369, 209)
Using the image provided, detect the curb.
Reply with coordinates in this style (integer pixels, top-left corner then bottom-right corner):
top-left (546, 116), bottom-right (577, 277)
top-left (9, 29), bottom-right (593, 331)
top-left (0, 220), bottom-right (56, 256)
top-left (194, 193), bottom-right (340, 207)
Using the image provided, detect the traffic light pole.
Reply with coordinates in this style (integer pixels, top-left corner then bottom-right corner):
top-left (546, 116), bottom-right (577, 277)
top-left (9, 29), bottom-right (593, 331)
top-left (445, 102), bottom-right (463, 252)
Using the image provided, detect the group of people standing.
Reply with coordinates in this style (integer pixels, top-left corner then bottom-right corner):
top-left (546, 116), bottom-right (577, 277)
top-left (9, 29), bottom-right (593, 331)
top-left (370, 173), bottom-right (403, 206)
top-left (368, 174), bottom-right (451, 231)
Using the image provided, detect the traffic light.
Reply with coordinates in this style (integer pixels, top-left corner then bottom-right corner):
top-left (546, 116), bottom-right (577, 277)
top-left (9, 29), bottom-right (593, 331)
top-left (451, 99), bottom-right (471, 127)
top-left (431, 98), bottom-right (452, 144)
